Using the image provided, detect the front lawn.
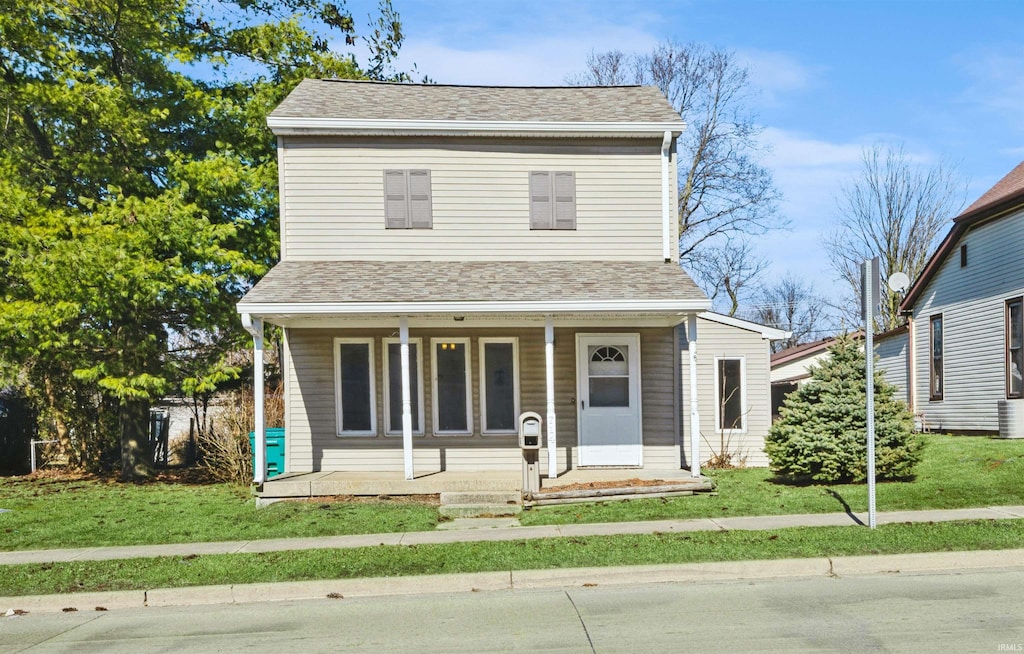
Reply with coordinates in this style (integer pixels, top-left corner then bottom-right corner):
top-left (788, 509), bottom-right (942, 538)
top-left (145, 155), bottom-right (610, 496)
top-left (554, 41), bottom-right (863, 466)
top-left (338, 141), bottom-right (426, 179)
top-left (520, 434), bottom-right (1024, 526)
top-left (1, 519), bottom-right (1021, 597)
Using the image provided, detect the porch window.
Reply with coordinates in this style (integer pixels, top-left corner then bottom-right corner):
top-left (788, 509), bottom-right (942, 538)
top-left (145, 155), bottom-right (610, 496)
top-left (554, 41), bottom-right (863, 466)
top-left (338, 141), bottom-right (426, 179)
top-left (334, 338), bottom-right (376, 436)
top-left (1007, 299), bottom-right (1023, 399)
top-left (588, 345), bottom-right (629, 407)
top-left (716, 357), bottom-right (745, 431)
top-left (432, 338), bottom-right (472, 434)
top-left (383, 339), bottom-right (424, 434)
top-left (929, 314), bottom-right (943, 401)
top-left (480, 338), bottom-right (519, 433)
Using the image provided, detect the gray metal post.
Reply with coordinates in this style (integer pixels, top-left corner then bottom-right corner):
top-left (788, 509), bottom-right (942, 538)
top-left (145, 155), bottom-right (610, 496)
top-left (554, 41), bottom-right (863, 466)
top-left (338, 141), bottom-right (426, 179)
top-left (862, 257), bottom-right (879, 529)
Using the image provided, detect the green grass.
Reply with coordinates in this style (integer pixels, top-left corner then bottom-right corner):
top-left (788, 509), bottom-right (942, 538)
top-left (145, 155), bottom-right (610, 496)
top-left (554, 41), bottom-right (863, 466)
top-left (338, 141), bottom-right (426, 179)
top-left (2, 519), bottom-right (1022, 597)
top-left (0, 477), bottom-right (437, 551)
top-left (1, 434), bottom-right (1021, 552)
top-left (520, 434), bottom-right (1024, 526)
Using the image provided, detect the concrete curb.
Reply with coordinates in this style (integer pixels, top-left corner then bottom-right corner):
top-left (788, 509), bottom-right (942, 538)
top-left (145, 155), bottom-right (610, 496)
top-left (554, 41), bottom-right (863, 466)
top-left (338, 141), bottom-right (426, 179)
top-left (3, 549), bottom-right (1022, 615)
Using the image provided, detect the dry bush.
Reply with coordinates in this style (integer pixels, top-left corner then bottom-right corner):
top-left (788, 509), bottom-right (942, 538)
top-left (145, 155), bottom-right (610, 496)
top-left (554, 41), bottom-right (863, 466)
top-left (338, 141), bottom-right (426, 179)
top-left (197, 385), bottom-right (283, 485)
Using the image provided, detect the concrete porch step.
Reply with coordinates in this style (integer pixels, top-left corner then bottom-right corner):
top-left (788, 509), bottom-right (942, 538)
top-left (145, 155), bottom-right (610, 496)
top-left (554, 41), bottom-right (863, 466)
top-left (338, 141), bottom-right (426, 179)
top-left (439, 490), bottom-right (523, 519)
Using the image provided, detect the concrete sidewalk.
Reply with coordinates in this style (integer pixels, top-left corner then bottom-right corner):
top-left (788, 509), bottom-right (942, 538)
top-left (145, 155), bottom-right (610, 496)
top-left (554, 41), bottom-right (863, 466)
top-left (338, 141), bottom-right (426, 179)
top-left (2, 505), bottom-right (1023, 566)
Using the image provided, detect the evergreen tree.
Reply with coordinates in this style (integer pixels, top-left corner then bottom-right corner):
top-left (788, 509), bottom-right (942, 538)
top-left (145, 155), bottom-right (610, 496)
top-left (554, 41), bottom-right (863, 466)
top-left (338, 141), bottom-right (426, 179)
top-left (765, 333), bottom-right (920, 483)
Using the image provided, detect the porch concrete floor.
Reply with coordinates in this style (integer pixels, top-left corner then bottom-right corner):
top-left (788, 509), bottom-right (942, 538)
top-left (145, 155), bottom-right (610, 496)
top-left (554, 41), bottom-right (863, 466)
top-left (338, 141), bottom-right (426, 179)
top-left (260, 468), bottom-right (709, 499)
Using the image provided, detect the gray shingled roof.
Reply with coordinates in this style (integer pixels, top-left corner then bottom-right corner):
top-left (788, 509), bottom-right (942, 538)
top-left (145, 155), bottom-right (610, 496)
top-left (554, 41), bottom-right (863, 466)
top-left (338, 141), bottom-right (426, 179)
top-left (270, 79), bottom-right (684, 124)
top-left (239, 261), bottom-right (706, 306)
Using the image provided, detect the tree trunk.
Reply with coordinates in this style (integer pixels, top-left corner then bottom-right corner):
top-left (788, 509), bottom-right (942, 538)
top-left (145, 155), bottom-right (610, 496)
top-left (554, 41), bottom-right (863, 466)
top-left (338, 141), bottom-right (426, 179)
top-left (119, 398), bottom-right (152, 480)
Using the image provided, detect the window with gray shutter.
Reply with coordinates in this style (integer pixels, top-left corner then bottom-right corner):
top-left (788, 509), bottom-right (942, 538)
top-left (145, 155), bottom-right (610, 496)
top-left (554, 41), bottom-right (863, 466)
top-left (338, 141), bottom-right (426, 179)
top-left (384, 169), bottom-right (432, 229)
top-left (529, 171), bottom-right (576, 229)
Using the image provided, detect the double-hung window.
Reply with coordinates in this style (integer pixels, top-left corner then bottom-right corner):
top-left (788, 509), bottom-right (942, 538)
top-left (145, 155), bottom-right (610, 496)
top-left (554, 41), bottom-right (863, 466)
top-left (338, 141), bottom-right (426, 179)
top-left (715, 357), bottom-right (745, 431)
top-left (529, 171), bottom-right (576, 229)
top-left (929, 314), bottom-right (943, 401)
top-left (432, 338), bottom-right (472, 435)
top-left (334, 338), bottom-right (376, 436)
top-left (1007, 299), bottom-right (1023, 399)
top-left (383, 338), bottom-right (424, 435)
top-left (384, 169), bottom-right (432, 228)
top-left (479, 338), bottom-right (519, 434)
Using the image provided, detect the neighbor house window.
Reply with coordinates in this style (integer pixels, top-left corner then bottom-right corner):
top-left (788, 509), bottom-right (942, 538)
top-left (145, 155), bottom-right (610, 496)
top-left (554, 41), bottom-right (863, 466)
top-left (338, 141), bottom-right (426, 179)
top-left (479, 338), bottom-right (519, 433)
top-left (715, 357), bottom-right (745, 431)
top-left (929, 314), bottom-right (943, 401)
top-left (1007, 299), bottom-right (1023, 399)
top-left (384, 169), bottom-right (432, 228)
top-left (529, 171), bottom-right (576, 229)
top-left (334, 338), bottom-right (376, 436)
top-left (432, 338), bottom-right (472, 434)
top-left (383, 338), bottom-right (424, 435)
top-left (960, 244), bottom-right (968, 267)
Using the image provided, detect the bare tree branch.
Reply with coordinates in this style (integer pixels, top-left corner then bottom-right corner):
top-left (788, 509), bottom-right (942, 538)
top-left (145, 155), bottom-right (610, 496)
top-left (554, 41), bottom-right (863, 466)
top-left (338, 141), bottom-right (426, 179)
top-left (823, 144), bottom-right (967, 331)
top-left (747, 275), bottom-right (835, 352)
top-left (690, 239), bottom-right (767, 316)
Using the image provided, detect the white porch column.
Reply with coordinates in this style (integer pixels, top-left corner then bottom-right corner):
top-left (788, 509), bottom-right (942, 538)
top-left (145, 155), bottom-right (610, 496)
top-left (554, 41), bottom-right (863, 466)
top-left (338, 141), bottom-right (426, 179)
top-left (400, 316), bottom-right (414, 480)
top-left (241, 314), bottom-right (266, 485)
top-left (545, 315), bottom-right (558, 479)
top-left (687, 313), bottom-right (701, 478)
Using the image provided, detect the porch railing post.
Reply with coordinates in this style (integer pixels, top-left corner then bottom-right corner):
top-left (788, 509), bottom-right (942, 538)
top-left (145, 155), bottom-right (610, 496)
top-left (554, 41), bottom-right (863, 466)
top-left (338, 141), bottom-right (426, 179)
top-left (688, 313), bottom-right (701, 478)
top-left (545, 315), bottom-right (557, 480)
top-left (242, 313), bottom-right (266, 485)
top-left (400, 316), bottom-right (414, 480)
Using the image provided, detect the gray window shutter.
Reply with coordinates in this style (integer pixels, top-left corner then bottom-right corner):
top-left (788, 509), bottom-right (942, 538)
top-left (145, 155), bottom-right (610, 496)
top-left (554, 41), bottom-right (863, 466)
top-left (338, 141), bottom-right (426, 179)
top-left (407, 170), bottom-right (433, 229)
top-left (384, 170), bottom-right (408, 228)
top-left (553, 171), bottom-right (576, 230)
top-left (529, 171), bottom-right (552, 229)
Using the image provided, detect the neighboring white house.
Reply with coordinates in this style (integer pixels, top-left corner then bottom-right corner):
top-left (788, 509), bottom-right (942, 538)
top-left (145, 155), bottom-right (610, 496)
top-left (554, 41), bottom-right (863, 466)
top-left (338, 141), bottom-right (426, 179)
top-left (874, 325), bottom-right (911, 407)
top-left (899, 160), bottom-right (1024, 435)
top-left (236, 80), bottom-right (786, 490)
top-left (769, 333), bottom-right (862, 417)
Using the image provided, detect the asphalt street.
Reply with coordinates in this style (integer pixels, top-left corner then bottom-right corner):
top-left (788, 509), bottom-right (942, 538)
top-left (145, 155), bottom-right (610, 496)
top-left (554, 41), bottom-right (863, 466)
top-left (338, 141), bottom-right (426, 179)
top-left (3, 568), bottom-right (1023, 653)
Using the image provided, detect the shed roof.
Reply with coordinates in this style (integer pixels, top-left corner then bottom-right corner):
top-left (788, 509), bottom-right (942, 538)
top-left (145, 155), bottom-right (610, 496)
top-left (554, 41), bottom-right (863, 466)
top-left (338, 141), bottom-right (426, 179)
top-left (239, 261), bottom-right (706, 310)
top-left (270, 79), bottom-right (684, 125)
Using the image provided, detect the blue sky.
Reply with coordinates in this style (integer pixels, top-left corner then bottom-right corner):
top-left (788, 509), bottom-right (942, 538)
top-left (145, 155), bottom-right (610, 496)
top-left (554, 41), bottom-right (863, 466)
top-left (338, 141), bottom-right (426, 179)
top-left (346, 0), bottom-right (1024, 306)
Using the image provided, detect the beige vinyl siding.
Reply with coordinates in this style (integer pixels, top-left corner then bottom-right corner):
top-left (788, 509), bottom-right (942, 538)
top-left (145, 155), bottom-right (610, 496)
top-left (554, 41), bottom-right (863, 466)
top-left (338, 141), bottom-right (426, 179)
top-left (283, 325), bottom-right (678, 473)
top-left (875, 331), bottom-right (910, 407)
top-left (911, 208), bottom-right (1024, 432)
top-left (279, 137), bottom-right (666, 262)
top-left (680, 317), bottom-right (774, 468)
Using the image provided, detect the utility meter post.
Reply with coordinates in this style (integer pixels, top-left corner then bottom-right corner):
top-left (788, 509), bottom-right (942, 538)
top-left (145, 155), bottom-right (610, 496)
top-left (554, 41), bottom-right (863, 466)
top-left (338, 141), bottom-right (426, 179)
top-left (518, 412), bottom-right (543, 495)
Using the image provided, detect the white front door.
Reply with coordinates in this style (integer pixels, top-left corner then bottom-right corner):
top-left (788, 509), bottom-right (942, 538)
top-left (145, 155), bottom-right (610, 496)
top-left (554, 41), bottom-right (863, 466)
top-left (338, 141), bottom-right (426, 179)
top-left (577, 334), bottom-right (642, 466)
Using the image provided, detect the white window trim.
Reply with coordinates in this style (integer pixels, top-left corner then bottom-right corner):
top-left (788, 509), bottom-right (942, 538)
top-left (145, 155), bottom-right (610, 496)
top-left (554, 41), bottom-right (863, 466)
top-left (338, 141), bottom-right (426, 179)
top-left (479, 337), bottom-right (521, 435)
top-left (383, 337), bottom-right (426, 436)
top-left (333, 337), bottom-right (377, 437)
top-left (431, 337), bottom-right (473, 436)
top-left (714, 355), bottom-right (747, 434)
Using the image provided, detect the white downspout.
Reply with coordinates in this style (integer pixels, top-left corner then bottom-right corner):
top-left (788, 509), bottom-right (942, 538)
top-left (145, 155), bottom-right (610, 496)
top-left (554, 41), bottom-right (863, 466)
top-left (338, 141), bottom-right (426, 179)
top-left (687, 313), bottom-right (701, 478)
top-left (661, 130), bottom-right (672, 263)
top-left (545, 315), bottom-right (558, 480)
top-left (400, 316), bottom-right (414, 480)
top-left (241, 313), bottom-right (266, 485)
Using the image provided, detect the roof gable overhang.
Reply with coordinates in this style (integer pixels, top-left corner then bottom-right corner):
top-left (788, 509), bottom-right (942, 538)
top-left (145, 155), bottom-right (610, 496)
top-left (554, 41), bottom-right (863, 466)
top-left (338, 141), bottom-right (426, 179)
top-left (267, 117), bottom-right (685, 138)
top-left (901, 188), bottom-right (1024, 312)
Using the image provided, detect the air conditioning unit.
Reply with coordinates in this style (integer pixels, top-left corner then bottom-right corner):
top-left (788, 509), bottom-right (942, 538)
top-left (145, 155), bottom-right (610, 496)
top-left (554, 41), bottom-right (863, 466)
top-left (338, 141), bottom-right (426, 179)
top-left (997, 400), bottom-right (1024, 439)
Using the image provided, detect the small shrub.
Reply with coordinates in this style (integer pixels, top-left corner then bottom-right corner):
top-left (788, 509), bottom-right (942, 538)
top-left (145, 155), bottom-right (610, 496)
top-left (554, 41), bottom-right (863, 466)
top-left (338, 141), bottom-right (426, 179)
top-left (766, 333), bottom-right (921, 483)
top-left (197, 386), bottom-right (283, 485)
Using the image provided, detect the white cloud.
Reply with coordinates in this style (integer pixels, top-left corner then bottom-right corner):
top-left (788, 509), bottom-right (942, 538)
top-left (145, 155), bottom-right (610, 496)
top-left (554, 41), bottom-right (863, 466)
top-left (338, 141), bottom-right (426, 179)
top-left (735, 49), bottom-right (821, 105)
top-left (953, 46), bottom-right (1024, 128)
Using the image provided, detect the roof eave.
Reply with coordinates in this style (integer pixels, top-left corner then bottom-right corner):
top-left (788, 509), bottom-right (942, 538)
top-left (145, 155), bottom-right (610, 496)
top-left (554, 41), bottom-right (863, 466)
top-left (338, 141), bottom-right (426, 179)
top-left (267, 117), bottom-right (686, 138)
top-left (238, 299), bottom-right (711, 316)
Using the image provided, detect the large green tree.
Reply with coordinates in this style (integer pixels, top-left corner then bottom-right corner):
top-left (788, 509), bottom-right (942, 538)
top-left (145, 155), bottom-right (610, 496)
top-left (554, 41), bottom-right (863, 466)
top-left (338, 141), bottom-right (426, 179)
top-left (0, 0), bottom-right (411, 478)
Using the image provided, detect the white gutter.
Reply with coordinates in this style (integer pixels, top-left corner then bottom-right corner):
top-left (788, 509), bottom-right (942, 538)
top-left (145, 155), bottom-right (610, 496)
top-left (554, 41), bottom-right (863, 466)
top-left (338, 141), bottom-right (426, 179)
top-left (661, 130), bottom-right (672, 262)
top-left (267, 116), bottom-right (685, 137)
top-left (238, 299), bottom-right (711, 316)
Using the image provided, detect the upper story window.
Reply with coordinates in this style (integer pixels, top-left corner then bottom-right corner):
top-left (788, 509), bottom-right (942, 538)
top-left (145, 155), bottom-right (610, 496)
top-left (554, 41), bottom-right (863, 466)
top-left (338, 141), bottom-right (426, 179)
top-left (960, 244), bottom-right (968, 267)
top-left (529, 171), bottom-right (576, 230)
top-left (384, 169), bottom-right (432, 229)
top-left (929, 314), bottom-right (943, 401)
top-left (1007, 298), bottom-right (1023, 399)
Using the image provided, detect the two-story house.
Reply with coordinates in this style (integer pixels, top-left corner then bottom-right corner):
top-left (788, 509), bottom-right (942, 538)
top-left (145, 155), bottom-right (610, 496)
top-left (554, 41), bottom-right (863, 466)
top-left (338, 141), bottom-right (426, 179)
top-left (897, 161), bottom-right (1024, 436)
top-left (237, 80), bottom-right (783, 496)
